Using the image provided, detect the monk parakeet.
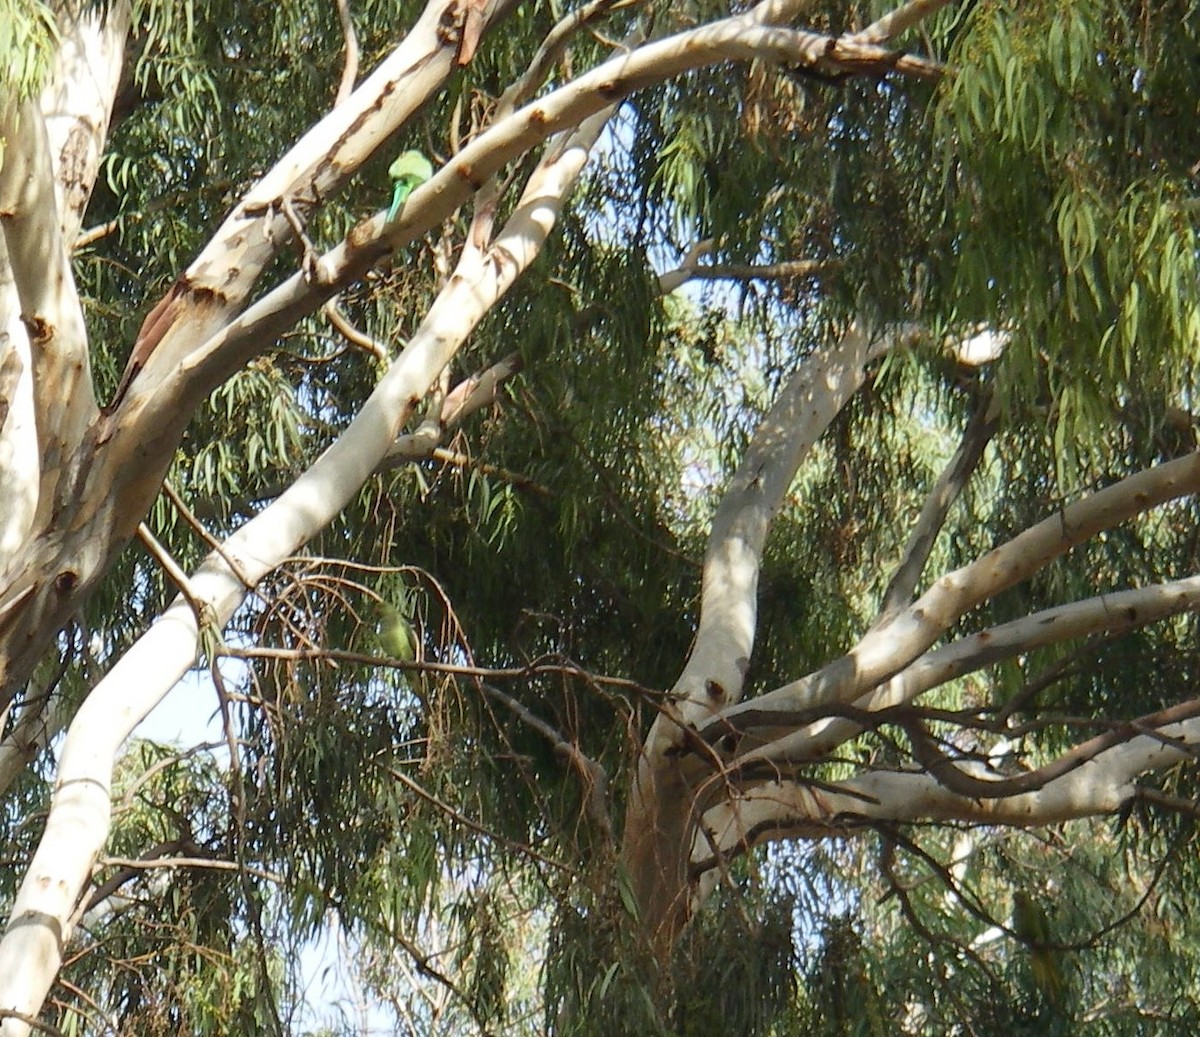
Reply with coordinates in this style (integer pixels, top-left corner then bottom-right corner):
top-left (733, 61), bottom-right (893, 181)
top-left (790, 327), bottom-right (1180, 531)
top-left (375, 600), bottom-right (418, 662)
top-left (386, 150), bottom-right (434, 222)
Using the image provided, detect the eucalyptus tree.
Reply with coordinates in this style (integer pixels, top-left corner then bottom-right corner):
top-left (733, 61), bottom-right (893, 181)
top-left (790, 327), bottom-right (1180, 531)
top-left (1, 0), bottom-right (1199, 1034)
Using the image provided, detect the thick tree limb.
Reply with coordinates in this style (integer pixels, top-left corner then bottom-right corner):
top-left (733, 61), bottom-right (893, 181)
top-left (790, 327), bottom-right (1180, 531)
top-left (0, 98), bottom-right (98, 505)
top-left (693, 713), bottom-right (1200, 874)
top-left (140, 2), bottom-right (945, 429)
top-left (39, 1), bottom-right (131, 246)
top-left (765, 572), bottom-right (1200, 766)
top-left (0, 241), bottom-right (38, 554)
top-left (0, 0), bottom-right (130, 682)
top-left (706, 451), bottom-right (1200, 745)
top-left (621, 323), bottom-right (912, 955)
top-left (106, 0), bottom-right (516, 410)
top-left (0, 0), bottom-right (127, 539)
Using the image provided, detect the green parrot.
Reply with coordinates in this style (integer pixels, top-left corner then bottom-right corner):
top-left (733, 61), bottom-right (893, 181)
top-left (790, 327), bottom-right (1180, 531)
top-left (1013, 890), bottom-right (1068, 1006)
top-left (375, 600), bottom-right (418, 662)
top-left (386, 150), bottom-right (434, 222)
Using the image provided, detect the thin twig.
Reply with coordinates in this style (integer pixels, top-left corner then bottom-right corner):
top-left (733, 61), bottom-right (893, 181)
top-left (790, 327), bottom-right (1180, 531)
top-left (0, 1010), bottom-right (68, 1037)
top-left (479, 682), bottom-right (613, 838)
top-left (382, 763), bottom-right (576, 874)
top-left (97, 855), bottom-right (284, 884)
top-left (160, 481), bottom-right (258, 590)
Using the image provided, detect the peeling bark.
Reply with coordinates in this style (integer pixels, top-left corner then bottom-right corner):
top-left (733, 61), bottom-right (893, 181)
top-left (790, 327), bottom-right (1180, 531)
top-left (0, 0), bottom-right (515, 707)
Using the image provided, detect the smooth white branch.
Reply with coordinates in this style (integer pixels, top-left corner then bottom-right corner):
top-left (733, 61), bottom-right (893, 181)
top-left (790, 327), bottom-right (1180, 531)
top-left (144, 0), bottom-right (940, 425)
top-left (769, 572), bottom-right (1200, 766)
top-left (0, 97), bottom-right (98, 501)
top-left (710, 451), bottom-right (1200, 744)
top-left (622, 323), bottom-right (910, 949)
top-left (694, 713), bottom-right (1200, 874)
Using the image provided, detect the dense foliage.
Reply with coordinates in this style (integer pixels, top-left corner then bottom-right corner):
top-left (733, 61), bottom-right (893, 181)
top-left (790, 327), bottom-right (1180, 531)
top-left (2, 0), bottom-right (1200, 1033)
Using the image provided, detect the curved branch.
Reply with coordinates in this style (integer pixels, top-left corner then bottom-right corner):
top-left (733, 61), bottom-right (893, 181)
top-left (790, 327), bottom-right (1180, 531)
top-left (622, 322), bottom-right (913, 952)
top-left (846, 0), bottom-right (956, 45)
top-left (900, 697), bottom-right (1200, 801)
top-left (707, 451), bottom-right (1200, 747)
top-left (693, 713), bottom-right (1200, 874)
top-left (143, 3), bottom-right (945, 427)
top-left (332, 0), bottom-right (360, 104)
top-left (106, 0), bottom-right (516, 410)
top-left (762, 572), bottom-right (1200, 766)
top-left (376, 351), bottom-right (523, 468)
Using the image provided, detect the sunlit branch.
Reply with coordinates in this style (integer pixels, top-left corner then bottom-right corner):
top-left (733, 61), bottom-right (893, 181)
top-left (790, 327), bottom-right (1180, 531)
top-left (693, 713), bottom-right (1200, 873)
top-left (705, 451), bottom-right (1200, 745)
top-left (156, 2), bottom-right (944, 424)
top-left (0, 105), bottom-right (617, 1032)
top-left (623, 322), bottom-right (911, 948)
top-left (333, 0), bottom-right (360, 104)
top-left (846, 0), bottom-right (957, 46)
top-left (0, 245), bottom-right (37, 553)
top-left (0, 99), bottom-right (98, 478)
top-left (323, 297), bottom-right (389, 361)
top-left (377, 351), bottom-right (523, 468)
top-left (40, 1), bottom-right (131, 245)
top-left (757, 573), bottom-right (1200, 766)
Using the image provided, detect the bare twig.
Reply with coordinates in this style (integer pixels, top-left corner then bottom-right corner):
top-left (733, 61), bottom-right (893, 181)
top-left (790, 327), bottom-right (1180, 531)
top-left (0, 1011), bottom-right (66, 1037)
top-left (479, 682), bottom-right (613, 838)
top-left (383, 763), bottom-right (576, 874)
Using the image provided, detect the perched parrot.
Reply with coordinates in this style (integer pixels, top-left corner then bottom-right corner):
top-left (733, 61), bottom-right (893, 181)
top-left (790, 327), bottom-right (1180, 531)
top-left (375, 600), bottom-right (418, 662)
top-left (386, 150), bottom-right (434, 222)
top-left (1013, 890), bottom-right (1068, 1006)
